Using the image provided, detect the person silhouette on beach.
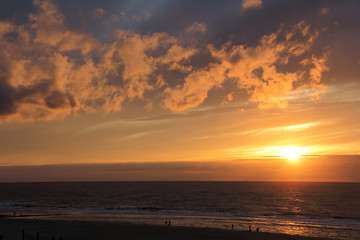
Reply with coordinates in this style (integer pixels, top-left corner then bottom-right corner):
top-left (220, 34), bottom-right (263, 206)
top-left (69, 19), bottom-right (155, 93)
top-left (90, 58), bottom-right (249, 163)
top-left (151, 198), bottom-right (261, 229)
top-left (249, 225), bottom-right (252, 232)
top-left (256, 227), bottom-right (259, 232)
top-left (232, 224), bottom-right (234, 230)
top-left (168, 220), bottom-right (171, 226)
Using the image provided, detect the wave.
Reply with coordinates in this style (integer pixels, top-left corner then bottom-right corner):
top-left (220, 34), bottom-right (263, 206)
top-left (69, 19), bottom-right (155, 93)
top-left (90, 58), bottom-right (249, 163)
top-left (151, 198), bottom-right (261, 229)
top-left (2, 201), bottom-right (359, 228)
top-left (1, 204), bottom-right (360, 239)
top-left (2, 200), bottom-right (360, 222)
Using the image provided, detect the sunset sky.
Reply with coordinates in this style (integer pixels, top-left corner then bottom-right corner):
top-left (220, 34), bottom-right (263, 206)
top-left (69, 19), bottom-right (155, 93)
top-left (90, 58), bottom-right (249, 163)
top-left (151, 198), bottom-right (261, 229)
top-left (0, 0), bottom-right (359, 182)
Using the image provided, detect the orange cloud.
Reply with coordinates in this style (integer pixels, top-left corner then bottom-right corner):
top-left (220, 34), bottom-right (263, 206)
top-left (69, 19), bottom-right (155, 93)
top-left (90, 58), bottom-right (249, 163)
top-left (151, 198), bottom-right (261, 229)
top-left (221, 93), bottom-right (234, 105)
top-left (0, 0), bottom-right (330, 123)
top-left (185, 22), bottom-right (207, 34)
top-left (164, 22), bottom-right (328, 111)
top-left (319, 8), bottom-right (329, 15)
top-left (308, 54), bottom-right (329, 99)
top-left (242, 0), bottom-right (262, 10)
top-left (93, 8), bottom-right (105, 18)
top-left (0, 0), bottom-right (199, 122)
top-left (164, 64), bottom-right (227, 111)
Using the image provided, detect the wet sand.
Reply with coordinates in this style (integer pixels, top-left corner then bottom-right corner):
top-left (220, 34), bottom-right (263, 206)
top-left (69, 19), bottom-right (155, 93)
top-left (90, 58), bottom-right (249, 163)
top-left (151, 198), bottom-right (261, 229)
top-left (0, 218), bottom-right (331, 240)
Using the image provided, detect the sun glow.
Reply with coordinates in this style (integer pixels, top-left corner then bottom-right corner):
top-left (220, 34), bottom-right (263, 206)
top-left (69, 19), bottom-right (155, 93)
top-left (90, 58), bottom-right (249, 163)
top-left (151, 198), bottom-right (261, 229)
top-left (280, 147), bottom-right (304, 161)
top-left (252, 146), bottom-right (310, 161)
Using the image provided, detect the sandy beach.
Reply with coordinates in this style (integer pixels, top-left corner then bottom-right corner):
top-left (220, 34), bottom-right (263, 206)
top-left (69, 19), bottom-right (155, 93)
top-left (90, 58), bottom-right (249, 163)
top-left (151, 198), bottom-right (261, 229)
top-left (0, 217), bottom-right (331, 240)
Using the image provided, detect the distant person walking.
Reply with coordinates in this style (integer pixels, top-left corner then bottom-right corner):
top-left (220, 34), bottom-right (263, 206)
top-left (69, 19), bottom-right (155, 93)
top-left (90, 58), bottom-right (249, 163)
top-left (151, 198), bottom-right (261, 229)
top-left (168, 220), bottom-right (171, 226)
top-left (249, 225), bottom-right (252, 232)
top-left (256, 227), bottom-right (259, 232)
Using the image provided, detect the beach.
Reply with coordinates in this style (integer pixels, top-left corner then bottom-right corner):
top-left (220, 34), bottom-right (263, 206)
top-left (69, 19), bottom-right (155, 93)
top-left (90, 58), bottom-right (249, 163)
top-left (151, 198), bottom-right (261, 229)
top-left (0, 217), bottom-right (331, 240)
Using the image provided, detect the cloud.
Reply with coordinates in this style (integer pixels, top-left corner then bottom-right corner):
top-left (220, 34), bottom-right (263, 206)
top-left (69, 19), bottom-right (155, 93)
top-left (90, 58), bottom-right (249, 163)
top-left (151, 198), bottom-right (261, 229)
top-left (319, 8), bottom-right (329, 15)
top-left (93, 8), bottom-right (105, 18)
top-left (1, 156), bottom-right (359, 181)
top-left (242, 0), bottom-right (262, 10)
top-left (0, 0), bottom-right (197, 122)
top-left (164, 22), bottom-right (329, 111)
top-left (164, 64), bottom-right (226, 111)
top-left (112, 30), bottom-right (189, 100)
top-left (221, 93), bottom-right (234, 105)
top-left (185, 22), bottom-right (207, 34)
top-left (144, 11), bottom-right (152, 21)
top-left (0, 0), bottom-right (329, 123)
top-left (308, 55), bottom-right (329, 98)
top-left (108, 11), bottom-right (151, 24)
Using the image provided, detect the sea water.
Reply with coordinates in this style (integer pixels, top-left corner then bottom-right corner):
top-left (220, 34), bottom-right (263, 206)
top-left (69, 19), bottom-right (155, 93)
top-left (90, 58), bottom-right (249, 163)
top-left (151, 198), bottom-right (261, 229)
top-left (0, 182), bottom-right (359, 239)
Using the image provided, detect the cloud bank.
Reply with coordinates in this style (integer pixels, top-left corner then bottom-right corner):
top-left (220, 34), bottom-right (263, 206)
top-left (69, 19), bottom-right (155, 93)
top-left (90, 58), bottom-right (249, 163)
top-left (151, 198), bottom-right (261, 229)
top-left (1, 155), bottom-right (359, 182)
top-left (0, 0), bottom-right (329, 122)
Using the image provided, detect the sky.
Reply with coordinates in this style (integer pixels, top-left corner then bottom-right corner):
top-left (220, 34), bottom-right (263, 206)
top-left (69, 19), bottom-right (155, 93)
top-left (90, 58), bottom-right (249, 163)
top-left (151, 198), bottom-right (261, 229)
top-left (0, 0), bottom-right (359, 182)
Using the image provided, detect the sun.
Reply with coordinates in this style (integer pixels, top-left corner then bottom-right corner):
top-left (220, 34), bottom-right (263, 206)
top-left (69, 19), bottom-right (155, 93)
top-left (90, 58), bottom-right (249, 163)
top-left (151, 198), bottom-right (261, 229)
top-left (280, 147), bottom-right (303, 161)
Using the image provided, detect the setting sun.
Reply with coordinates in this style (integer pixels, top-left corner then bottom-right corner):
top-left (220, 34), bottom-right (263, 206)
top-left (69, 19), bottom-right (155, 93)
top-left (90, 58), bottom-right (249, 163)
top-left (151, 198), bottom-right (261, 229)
top-left (280, 147), bottom-right (304, 161)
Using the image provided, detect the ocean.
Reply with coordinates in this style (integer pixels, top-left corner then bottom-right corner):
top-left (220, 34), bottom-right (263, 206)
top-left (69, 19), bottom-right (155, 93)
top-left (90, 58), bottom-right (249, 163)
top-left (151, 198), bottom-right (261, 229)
top-left (0, 182), bottom-right (359, 239)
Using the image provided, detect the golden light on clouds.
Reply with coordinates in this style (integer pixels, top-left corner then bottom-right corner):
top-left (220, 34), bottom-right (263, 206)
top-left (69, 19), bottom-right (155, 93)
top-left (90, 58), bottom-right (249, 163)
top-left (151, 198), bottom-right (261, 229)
top-left (242, 0), bottom-right (262, 10)
top-left (0, 0), bottom-right (329, 123)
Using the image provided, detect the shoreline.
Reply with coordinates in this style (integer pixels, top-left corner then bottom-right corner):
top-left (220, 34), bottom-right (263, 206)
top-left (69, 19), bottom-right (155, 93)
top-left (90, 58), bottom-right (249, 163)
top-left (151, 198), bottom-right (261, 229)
top-left (0, 218), bottom-right (332, 240)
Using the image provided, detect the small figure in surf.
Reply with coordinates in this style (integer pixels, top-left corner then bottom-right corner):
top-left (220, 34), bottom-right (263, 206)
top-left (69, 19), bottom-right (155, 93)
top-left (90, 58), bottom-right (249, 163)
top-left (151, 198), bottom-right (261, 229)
top-left (249, 225), bottom-right (252, 232)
